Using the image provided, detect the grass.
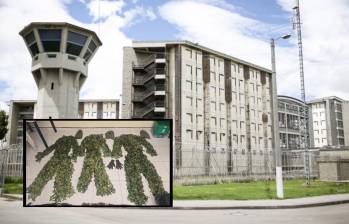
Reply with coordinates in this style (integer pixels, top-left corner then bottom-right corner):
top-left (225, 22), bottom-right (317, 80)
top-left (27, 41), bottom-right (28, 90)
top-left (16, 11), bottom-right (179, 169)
top-left (174, 179), bottom-right (349, 200)
top-left (3, 183), bottom-right (23, 194)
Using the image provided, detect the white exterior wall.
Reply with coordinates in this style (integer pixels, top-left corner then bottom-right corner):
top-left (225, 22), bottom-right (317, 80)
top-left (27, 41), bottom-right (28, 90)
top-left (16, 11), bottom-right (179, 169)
top-left (83, 102), bottom-right (98, 119)
top-left (311, 102), bottom-right (327, 147)
top-left (178, 45), bottom-right (274, 175)
top-left (102, 102), bottom-right (117, 119)
top-left (180, 46), bottom-right (205, 174)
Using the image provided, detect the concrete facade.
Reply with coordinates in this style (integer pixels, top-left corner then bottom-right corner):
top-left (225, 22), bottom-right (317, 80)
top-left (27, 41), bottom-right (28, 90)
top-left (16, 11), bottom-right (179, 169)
top-left (308, 96), bottom-right (347, 147)
top-left (122, 41), bottom-right (276, 176)
top-left (343, 101), bottom-right (349, 146)
top-left (278, 95), bottom-right (313, 150)
top-left (19, 22), bottom-right (102, 119)
top-left (6, 99), bottom-right (119, 145)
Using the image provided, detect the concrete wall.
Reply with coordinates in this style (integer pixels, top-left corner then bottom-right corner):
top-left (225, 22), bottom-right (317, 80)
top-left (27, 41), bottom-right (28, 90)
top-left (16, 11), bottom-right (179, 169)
top-left (121, 47), bottom-right (136, 119)
top-left (318, 149), bottom-right (349, 181)
top-left (36, 69), bottom-right (80, 118)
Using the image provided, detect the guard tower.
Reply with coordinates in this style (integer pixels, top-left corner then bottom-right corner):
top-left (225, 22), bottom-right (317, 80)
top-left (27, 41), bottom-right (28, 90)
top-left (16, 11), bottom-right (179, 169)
top-left (19, 22), bottom-right (102, 118)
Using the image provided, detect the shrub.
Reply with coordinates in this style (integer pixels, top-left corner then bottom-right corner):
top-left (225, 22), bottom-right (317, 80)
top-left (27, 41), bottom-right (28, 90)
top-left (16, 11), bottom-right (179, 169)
top-left (4, 176), bottom-right (23, 184)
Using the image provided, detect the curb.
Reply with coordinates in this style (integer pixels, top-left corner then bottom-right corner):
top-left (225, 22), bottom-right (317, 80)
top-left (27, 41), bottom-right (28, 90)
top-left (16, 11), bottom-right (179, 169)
top-left (1, 194), bottom-right (23, 201)
top-left (172, 200), bottom-right (349, 210)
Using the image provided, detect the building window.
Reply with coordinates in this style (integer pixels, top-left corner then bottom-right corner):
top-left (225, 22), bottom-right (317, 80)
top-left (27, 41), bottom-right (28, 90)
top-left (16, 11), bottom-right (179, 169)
top-left (66, 31), bottom-right (88, 56)
top-left (186, 96), bottom-right (193, 106)
top-left (186, 80), bottom-right (192, 90)
top-left (220, 118), bottom-right (225, 127)
top-left (186, 130), bottom-right (193, 139)
top-left (240, 121), bottom-right (244, 129)
top-left (38, 29), bottom-right (62, 52)
top-left (186, 113), bottom-right (193, 123)
top-left (24, 31), bottom-right (39, 56)
top-left (186, 64), bottom-right (192, 80)
top-left (196, 68), bottom-right (202, 82)
top-left (51, 82), bottom-right (54, 90)
top-left (196, 98), bottom-right (202, 108)
top-left (83, 40), bottom-right (97, 61)
top-left (186, 49), bottom-right (192, 58)
top-left (240, 135), bottom-right (245, 144)
top-left (211, 132), bottom-right (217, 142)
top-left (211, 117), bottom-right (217, 126)
top-left (196, 131), bottom-right (202, 140)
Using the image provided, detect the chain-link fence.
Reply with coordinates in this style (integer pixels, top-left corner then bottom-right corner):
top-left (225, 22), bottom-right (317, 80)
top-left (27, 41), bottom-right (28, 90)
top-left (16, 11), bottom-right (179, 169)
top-left (173, 142), bottom-right (319, 185)
top-left (0, 144), bottom-right (23, 186)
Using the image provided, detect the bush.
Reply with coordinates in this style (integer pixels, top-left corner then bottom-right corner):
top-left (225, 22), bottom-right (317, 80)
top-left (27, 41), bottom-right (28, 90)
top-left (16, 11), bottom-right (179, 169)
top-left (4, 176), bottom-right (23, 184)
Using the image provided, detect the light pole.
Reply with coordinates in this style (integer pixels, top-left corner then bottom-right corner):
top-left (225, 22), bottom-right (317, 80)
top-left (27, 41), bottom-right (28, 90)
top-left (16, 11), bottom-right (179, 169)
top-left (119, 94), bottom-right (122, 119)
top-left (271, 34), bottom-right (291, 199)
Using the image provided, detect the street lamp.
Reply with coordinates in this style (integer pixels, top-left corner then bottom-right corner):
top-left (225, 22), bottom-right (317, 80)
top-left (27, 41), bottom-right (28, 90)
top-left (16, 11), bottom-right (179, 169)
top-left (270, 34), bottom-right (291, 199)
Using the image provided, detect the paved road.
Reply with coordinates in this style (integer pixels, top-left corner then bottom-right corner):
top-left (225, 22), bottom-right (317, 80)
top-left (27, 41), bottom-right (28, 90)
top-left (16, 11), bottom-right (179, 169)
top-left (1, 198), bottom-right (348, 224)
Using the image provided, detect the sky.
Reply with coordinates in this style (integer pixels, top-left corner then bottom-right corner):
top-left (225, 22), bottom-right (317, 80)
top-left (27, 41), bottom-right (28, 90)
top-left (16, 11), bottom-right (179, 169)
top-left (1, 0), bottom-right (349, 112)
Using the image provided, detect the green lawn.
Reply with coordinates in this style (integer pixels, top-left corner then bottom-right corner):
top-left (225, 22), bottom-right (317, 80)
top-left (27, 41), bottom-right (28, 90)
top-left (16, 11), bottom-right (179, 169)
top-left (174, 179), bottom-right (349, 200)
top-left (3, 183), bottom-right (23, 194)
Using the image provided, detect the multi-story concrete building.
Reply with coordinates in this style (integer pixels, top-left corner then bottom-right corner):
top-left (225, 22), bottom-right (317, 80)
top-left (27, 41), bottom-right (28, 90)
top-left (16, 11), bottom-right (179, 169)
top-left (342, 101), bottom-right (349, 146)
top-left (277, 95), bottom-right (313, 150)
top-left (6, 99), bottom-right (119, 145)
top-left (308, 96), bottom-right (346, 147)
top-left (122, 40), bottom-right (276, 176)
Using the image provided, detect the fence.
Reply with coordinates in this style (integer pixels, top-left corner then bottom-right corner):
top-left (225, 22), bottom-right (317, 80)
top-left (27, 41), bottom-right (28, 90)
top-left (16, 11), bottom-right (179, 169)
top-left (173, 142), bottom-right (319, 185)
top-left (0, 143), bottom-right (319, 186)
top-left (0, 144), bottom-right (23, 186)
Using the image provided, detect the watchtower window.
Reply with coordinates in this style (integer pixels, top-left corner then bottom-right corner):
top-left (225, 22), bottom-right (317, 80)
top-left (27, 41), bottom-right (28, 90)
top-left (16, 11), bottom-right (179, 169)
top-left (51, 82), bottom-right (54, 90)
top-left (83, 40), bottom-right (96, 61)
top-left (25, 31), bottom-right (39, 56)
top-left (39, 29), bottom-right (62, 52)
top-left (66, 31), bottom-right (87, 56)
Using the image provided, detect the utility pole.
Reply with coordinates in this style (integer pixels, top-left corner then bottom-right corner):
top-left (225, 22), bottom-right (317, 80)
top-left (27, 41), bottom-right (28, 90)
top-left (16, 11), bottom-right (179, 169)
top-left (270, 34), bottom-right (291, 199)
top-left (293, 0), bottom-right (310, 184)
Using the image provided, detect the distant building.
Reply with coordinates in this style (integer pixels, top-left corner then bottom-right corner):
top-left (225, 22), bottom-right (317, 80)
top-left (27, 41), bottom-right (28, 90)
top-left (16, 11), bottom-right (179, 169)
top-left (6, 99), bottom-right (119, 145)
top-left (277, 95), bottom-right (313, 150)
top-left (308, 96), bottom-right (346, 147)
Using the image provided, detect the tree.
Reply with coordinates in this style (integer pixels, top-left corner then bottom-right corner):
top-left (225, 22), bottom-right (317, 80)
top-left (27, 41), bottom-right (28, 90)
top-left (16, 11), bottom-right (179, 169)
top-left (0, 110), bottom-right (8, 148)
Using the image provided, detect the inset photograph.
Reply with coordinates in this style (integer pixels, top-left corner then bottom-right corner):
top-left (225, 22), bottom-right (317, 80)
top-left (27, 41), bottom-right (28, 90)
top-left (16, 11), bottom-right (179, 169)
top-left (24, 119), bottom-right (172, 207)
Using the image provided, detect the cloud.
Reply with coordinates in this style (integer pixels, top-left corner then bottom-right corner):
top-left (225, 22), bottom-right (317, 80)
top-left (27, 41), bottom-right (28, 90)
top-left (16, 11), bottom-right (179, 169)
top-left (159, 0), bottom-right (349, 100)
top-left (0, 0), bottom-right (155, 111)
top-left (87, 0), bottom-right (125, 21)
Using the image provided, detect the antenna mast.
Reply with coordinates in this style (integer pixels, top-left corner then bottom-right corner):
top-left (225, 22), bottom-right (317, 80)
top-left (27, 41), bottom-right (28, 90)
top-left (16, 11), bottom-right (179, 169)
top-left (293, 0), bottom-right (310, 184)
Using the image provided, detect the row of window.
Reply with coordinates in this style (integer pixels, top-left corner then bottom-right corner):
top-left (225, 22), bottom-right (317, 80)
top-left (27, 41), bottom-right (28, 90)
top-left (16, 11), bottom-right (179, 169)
top-left (83, 111), bottom-right (116, 118)
top-left (25, 29), bottom-right (97, 61)
top-left (185, 48), bottom-right (268, 84)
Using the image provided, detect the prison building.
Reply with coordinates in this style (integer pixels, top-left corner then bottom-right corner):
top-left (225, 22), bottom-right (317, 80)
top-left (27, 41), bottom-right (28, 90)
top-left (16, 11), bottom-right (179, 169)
top-left (6, 99), bottom-right (119, 145)
top-left (277, 95), bottom-right (313, 150)
top-left (308, 96), bottom-right (347, 147)
top-left (122, 41), bottom-right (276, 176)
